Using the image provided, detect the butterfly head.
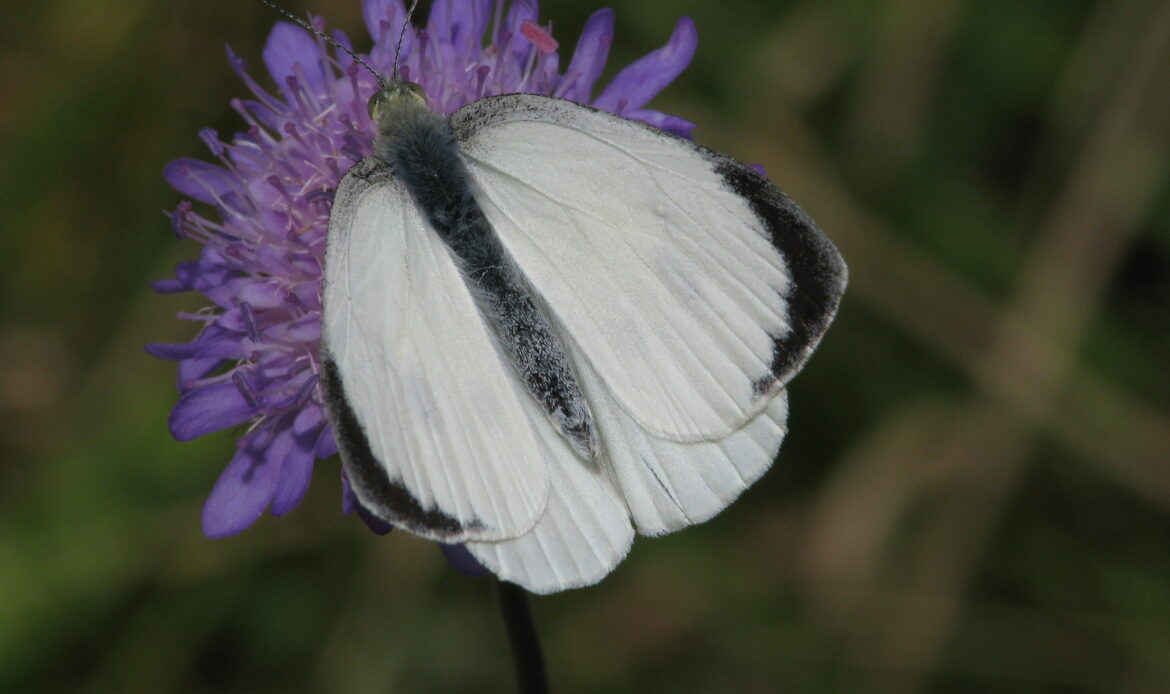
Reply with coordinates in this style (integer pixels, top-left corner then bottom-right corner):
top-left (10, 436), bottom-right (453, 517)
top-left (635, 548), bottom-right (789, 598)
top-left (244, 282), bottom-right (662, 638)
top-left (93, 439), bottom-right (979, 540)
top-left (368, 80), bottom-right (428, 123)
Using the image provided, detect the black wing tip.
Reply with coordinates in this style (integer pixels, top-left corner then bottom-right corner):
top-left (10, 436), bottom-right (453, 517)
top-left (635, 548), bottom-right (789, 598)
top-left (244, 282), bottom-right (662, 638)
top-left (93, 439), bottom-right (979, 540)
top-left (713, 159), bottom-right (847, 386)
top-left (320, 356), bottom-right (482, 538)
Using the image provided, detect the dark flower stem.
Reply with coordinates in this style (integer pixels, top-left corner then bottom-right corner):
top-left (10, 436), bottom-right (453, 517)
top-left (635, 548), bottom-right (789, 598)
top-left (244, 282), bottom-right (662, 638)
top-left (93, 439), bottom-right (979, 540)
top-left (495, 579), bottom-right (549, 694)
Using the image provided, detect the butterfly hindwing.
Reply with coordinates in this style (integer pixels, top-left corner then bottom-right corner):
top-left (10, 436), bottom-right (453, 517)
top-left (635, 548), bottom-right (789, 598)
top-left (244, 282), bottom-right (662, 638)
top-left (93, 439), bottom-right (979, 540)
top-left (576, 356), bottom-right (790, 536)
top-left (465, 381), bottom-right (635, 594)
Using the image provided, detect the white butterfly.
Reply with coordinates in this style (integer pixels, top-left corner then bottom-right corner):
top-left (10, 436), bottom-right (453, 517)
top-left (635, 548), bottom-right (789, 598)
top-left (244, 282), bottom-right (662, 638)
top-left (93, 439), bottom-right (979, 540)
top-left (320, 77), bottom-right (846, 594)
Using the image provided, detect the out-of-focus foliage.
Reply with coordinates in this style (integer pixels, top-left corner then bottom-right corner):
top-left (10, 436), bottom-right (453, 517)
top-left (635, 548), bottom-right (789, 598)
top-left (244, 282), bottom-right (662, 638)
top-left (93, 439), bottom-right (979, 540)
top-left (1, 0), bottom-right (1167, 692)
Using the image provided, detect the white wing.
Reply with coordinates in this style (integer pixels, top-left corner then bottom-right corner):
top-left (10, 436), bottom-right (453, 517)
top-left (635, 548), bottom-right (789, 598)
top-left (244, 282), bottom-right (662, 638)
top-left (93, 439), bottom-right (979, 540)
top-left (466, 383), bottom-right (635, 594)
top-left (450, 94), bottom-right (842, 540)
top-left (453, 95), bottom-right (846, 443)
top-left (324, 97), bottom-right (846, 591)
top-left (321, 157), bottom-right (550, 543)
top-left (577, 358), bottom-right (789, 537)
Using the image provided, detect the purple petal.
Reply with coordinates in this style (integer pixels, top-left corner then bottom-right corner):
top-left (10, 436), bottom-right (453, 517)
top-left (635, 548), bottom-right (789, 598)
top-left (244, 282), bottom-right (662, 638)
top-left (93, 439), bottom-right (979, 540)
top-left (356, 505), bottom-right (395, 535)
top-left (559, 9), bottom-right (613, 103)
top-left (169, 381), bottom-right (254, 441)
top-left (594, 16), bottom-right (697, 114)
top-left (626, 109), bottom-right (696, 139)
top-left (200, 278), bottom-right (258, 311)
top-left (363, 0), bottom-right (407, 43)
top-left (269, 432), bottom-right (316, 516)
top-left (330, 29), bottom-right (355, 71)
top-left (339, 469), bottom-right (394, 535)
top-left (428, 0), bottom-right (493, 57)
top-left (163, 159), bottom-right (236, 204)
top-left (180, 253), bottom-right (234, 292)
top-left (236, 98), bottom-right (281, 132)
top-left (237, 281), bottom-right (288, 309)
top-left (175, 335), bottom-right (248, 361)
top-left (201, 419), bottom-right (294, 537)
top-left (279, 315), bottom-right (321, 343)
top-left (145, 341), bottom-right (204, 360)
top-left (263, 22), bottom-right (326, 91)
top-left (288, 282), bottom-right (321, 312)
top-left (363, 0), bottom-right (409, 70)
top-left (192, 322), bottom-right (246, 352)
top-left (440, 544), bottom-right (490, 576)
top-left (199, 128), bottom-right (224, 156)
top-left (293, 404), bottom-right (325, 436)
top-left (250, 358), bottom-right (303, 386)
top-left (150, 277), bottom-right (188, 294)
top-left (211, 306), bottom-right (250, 336)
top-left (316, 425), bottom-right (338, 459)
top-left (178, 356), bottom-right (224, 386)
top-left (503, 0), bottom-right (539, 61)
top-left (427, 0), bottom-right (456, 39)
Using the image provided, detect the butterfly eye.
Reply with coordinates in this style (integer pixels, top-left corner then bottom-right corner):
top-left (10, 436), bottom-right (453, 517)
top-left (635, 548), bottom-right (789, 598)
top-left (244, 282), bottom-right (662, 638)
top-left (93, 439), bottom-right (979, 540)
top-left (402, 82), bottom-right (426, 102)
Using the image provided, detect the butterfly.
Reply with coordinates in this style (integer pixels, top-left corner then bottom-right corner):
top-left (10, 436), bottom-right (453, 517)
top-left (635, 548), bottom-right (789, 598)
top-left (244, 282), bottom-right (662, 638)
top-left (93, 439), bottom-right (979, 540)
top-left (310, 18), bottom-right (847, 595)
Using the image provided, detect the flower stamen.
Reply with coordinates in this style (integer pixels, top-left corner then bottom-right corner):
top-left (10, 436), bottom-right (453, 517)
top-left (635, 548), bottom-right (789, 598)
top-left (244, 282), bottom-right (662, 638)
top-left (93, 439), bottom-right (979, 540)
top-left (232, 371), bottom-right (260, 410)
top-left (520, 20), bottom-right (558, 54)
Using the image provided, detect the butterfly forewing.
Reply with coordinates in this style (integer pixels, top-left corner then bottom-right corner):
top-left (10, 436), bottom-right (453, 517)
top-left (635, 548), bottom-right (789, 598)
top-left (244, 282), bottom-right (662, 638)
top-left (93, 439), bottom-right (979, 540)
top-left (322, 158), bottom-right (550, 543)
top-left (452, 95), bottom-right (845, 443)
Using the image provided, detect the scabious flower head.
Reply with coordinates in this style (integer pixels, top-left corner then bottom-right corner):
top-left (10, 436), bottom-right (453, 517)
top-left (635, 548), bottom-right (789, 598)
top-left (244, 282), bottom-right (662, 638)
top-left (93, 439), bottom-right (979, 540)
top-left (149, 0), bottom-right (698, 559)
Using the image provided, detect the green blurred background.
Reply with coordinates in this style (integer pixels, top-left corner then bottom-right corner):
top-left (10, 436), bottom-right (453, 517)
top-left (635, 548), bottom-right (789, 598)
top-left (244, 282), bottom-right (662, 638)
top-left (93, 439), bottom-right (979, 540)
top-left (2, 0), bottom-right (1168, 691)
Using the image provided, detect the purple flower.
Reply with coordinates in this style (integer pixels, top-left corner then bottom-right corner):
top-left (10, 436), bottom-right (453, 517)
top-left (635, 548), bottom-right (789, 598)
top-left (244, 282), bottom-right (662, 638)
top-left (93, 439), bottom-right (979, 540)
top-left (149, 0), bottom-right (697, 559)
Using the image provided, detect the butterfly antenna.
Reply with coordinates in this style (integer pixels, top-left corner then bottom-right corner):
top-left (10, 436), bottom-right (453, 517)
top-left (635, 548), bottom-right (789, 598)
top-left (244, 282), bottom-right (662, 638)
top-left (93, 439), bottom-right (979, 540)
top-left (259, 0), bottom-right (388, 90)
top-left (392, 0), bottom-right (420, 81)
